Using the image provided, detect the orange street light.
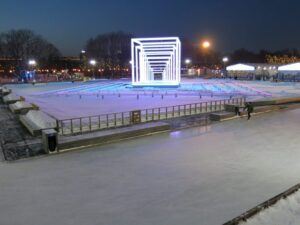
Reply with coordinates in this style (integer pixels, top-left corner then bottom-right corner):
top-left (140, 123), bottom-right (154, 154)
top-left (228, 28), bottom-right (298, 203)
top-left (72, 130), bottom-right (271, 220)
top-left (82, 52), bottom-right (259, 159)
top-left (202, 41), bottom-right (211, 49)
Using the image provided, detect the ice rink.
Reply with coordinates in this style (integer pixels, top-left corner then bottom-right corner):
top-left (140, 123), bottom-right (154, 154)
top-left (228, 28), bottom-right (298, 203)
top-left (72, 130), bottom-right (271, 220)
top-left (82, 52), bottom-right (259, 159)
top-left (4, 78), bottom-right (281, 119)
top-left (1, 107), bottom-right (300, 225)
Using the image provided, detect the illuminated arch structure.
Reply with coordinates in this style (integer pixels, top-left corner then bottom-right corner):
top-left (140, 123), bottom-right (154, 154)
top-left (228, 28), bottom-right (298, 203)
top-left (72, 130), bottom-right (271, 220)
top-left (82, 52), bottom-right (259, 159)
top-left (131, 37), bottom-right (181, 87)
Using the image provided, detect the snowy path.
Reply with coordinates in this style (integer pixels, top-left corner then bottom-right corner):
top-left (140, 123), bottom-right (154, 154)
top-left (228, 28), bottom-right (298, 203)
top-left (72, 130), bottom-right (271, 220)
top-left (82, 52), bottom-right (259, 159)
top-left (1, 108), bottom-right (300, 225)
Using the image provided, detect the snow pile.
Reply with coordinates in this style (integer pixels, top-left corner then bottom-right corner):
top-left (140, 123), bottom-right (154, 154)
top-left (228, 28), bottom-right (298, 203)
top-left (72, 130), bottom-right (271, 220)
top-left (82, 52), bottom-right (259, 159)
top-left (3, 93), bottom-right (20, 102)
top-left (240, 190), bottom-right (300, 225)
top-left (12, 101), bottom-right (32, 109)
top-left (25, 110), bottom-right (57, 129)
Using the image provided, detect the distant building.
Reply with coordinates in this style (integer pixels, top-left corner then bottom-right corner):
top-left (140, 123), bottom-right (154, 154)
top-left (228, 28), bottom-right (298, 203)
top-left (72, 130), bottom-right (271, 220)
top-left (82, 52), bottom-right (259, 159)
top-left (226, 63), bottom-right (278, 80)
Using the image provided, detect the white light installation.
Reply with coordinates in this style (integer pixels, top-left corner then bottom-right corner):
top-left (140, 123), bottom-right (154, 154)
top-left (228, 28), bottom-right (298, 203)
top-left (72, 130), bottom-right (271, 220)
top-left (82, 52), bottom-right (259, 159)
top-left (226, 63), bottom-right (255, 71)
top-left (278, 63), bottom-right (300, 71)
top-left (131, 37), bottom-right (181, 86)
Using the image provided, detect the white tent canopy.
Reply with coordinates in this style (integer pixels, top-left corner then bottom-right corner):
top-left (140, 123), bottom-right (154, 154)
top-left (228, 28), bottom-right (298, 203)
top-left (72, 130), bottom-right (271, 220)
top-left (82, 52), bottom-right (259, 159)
top-left (226, 63), bottom-right (255, 71)
top-left (278, 63), bottom-right (300, 71)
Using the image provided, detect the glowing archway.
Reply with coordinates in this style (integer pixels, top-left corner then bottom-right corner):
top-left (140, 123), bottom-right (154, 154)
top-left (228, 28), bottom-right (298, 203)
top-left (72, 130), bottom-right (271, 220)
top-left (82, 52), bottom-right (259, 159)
top-left (131, 37), bottom-right (181, 86)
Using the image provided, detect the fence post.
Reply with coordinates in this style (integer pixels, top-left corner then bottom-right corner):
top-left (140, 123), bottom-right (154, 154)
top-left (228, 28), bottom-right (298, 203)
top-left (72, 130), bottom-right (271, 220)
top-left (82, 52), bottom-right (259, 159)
top-left (80, 118), bottom-right (83, 132)
top-left (158, 108), bottom-right (160, 120)
top-left (166, 107), bottom-right (168, 118)
top-left (152, 108), bottom-right (154, 121)
top-left (106, 114), bottom-right (109, 128)
top-left (146, 109), bottom-right (148, 121)
top-left (98, 116), bottom-right (100, 128)
top-left (71, 119), bottom-right (73, 134)
top-left (172, 106), bottom-right (175, 117)
top-left (61, 121), bottom-right (64, 135)
top-left (56, 120), bottom-right (60, 133)
top-left (184, 105), bottom-right (186, 115)
top-left (114, 113), bottom-right (117, 126)
top-left (189, 104), bottom-right (192, 115)
top-left (89, 117), bottom-right (92, 131)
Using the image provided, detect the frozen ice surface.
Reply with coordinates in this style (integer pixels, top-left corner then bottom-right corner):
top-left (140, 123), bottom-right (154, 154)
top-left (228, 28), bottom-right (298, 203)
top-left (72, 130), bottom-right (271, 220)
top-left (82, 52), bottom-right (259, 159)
top-left (240, 190), bottom-right (300, 225)
top-left (5, 79), bottom-right (277, 119)
top-left (1, 108), bottom-right (300, 225)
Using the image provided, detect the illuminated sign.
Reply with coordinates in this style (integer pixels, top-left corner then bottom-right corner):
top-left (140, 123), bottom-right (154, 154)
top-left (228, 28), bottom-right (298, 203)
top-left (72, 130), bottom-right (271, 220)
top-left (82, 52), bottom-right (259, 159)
top-left (131, 37), bottom-right (181, 86)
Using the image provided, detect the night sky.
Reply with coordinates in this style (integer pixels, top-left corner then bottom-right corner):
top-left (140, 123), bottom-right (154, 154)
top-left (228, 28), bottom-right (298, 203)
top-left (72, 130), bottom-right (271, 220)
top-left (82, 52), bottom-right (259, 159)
top-left (1, 0), bottom-right (300, 56)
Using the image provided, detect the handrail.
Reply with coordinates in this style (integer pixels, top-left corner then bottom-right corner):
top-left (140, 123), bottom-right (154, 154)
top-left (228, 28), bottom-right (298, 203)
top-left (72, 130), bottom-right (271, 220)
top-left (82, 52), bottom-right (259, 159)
top-left (57, 96), bottom-right (246, 135)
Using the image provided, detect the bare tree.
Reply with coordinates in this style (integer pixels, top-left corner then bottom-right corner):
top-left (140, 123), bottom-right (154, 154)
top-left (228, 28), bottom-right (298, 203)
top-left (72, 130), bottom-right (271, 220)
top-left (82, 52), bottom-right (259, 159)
top-left (85, 31), bottom-right (133, 77)
top-left (1, 29), bottom-right (61, 76)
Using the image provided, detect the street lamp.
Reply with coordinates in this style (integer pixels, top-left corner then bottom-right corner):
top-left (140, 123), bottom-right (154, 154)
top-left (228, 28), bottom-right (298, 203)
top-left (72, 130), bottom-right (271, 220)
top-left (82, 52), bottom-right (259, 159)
top-left (89, 59), bottom-right (97, 79)
top-left (28, 60), bottom-right (37, 83)
top-left (222, 57), bottom-right (229, 78)
top-left (185, 59), bottom-right (191, 65)
top-left (185, 59), bottom-right (191, 75)
top-left (202, 41), bottom-right (211, 49)
top-left (28, 59), bottom-right (37, 66)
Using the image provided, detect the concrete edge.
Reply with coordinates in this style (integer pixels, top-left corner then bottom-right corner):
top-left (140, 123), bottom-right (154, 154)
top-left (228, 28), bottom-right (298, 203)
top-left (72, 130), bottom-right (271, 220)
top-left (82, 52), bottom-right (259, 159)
top-left (223, 183), bottom-right (300, 225)
top-left (58, 123), bottom-right (171, 151)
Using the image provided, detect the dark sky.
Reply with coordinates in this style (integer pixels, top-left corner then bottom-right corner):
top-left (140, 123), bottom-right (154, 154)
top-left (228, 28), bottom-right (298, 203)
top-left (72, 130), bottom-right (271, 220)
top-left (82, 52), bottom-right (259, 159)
top-left (1, 0), bottom-right (300, 56)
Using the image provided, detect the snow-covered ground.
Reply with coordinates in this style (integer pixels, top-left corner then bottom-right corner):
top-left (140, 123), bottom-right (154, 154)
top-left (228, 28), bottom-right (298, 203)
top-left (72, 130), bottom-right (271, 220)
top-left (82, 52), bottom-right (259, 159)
top-left (1, 107), bottom-right (300, 225)
top-left (5, 78), bottom-right (300, 119)
top-left (240, 189), bottom-right (300, 225)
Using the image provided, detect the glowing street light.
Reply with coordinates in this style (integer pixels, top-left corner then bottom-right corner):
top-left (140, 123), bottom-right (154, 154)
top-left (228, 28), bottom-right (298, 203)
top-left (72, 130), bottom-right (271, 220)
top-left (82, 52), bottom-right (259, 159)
top-left (222, 57), bottom-right (229, 63)
top-left (222, 57), bottom-right (229, 78)
top-left (89, 59), bottom-right (97, 78)
top-left (89, 59), bottom-right (96, 66)
top-left (28, 60), bottom-right (37, 66)
top-left (185, 59), bottom-right (191, 65)
top-left (81, 50), bottom-right (86, 54)
top-left (202, 41), bottom-right (211, 49)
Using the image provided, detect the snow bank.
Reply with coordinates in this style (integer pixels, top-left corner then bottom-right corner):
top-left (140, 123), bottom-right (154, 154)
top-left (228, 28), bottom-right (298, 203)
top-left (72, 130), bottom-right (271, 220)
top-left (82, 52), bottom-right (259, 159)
top-left (240, 190), bottom-right (300, 225)
top-left (3, 93), bottom-right (20, 102)
top-left (25, 110), bottom-right (57, 129)
top-left (12, 101), bottom-right (32, 109)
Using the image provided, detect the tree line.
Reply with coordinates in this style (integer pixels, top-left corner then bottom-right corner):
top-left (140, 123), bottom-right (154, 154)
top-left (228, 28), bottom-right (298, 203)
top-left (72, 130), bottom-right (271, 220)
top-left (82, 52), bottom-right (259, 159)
top-left (1, 29), bottom-right (300, 77)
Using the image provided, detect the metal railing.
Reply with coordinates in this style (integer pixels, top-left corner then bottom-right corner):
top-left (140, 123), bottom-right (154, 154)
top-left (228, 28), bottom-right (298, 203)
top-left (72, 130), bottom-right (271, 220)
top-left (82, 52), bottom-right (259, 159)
top-left (57, 97), bottom-right (246, 135)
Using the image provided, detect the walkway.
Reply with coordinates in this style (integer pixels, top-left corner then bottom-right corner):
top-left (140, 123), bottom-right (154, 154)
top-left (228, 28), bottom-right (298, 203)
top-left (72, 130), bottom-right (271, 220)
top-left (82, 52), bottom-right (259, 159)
top-left (1, 107), bottom-right (300, 224)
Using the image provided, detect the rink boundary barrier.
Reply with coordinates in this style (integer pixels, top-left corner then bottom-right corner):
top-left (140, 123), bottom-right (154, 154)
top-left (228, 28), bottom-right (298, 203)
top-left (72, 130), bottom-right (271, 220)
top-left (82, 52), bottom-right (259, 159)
top-left (56, 97), bottom-right (246, 135)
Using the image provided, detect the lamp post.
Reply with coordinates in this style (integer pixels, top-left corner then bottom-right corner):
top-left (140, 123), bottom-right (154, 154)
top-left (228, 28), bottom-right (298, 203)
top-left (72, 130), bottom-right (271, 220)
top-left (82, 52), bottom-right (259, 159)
top-left (185, 59), bottom-right (191, 75)
top-left (201, 40), bottom-right (211, 74)
top-left (89, 59), bottom-right (96, 79)
top-left (222, 57), bottom-right (229, 78)
top-left (202, 41), bottom-right (211, 49)
top-left (28, 59), bottom-right (37, 83)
